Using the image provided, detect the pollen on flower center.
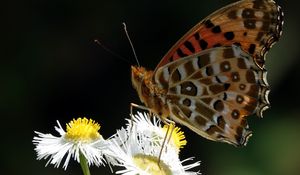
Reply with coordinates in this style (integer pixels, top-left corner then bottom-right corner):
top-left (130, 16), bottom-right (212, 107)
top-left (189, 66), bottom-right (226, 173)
top-left (163, 124), bottom-right (187, 150)
top-left (65, 117), bottom-right (101, 142)
top-left (132, 154), bottom-right (172, 175)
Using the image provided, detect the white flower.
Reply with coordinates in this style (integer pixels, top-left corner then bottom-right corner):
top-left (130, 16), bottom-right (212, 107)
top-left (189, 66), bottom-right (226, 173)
top-left (33, 117), bottom-right (109, 170)
top-left (108, 119), bottom-right (201, 175)
top-left (126, 112), bottom-right (187, 152)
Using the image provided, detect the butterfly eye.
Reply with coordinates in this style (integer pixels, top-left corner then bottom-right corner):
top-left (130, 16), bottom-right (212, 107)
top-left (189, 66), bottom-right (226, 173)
top-left (131, 74), bottom-right (140, 90)
top-left (131, 67), bottom-right (141, 79)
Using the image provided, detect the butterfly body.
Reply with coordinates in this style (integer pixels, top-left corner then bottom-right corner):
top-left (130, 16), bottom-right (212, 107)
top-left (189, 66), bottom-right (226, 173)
top-left (131, 66), bottom-right (170, 119)
top-left (131, 0), bottom-right (283, 146)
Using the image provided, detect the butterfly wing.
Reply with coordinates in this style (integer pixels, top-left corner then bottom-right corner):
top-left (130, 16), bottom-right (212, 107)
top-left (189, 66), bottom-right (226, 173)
top-left (154, 45), bottom-right (267, 146)
top-left (155, 0), bottom-right (283, 70)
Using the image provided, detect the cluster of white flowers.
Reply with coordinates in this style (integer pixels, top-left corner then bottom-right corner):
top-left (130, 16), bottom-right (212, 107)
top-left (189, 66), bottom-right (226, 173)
top-left (33, 112), bottom-right (200, 175)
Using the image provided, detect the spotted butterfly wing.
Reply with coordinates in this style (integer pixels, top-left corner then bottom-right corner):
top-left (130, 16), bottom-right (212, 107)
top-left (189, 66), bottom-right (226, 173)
top-left (131, 0), bottom-right (283, 146)
top-left (154, 45), bottom-right (266, 145)
top-left (155, 0), bottom-right (283, 70)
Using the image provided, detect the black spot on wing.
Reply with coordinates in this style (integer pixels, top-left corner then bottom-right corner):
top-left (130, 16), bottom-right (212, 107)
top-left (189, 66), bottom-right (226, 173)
top-left (244, 20), bottom-right (256, 29)
top-left (217, 116), bottom-right (226, 129)
top-left (224, 32), bottom-right (235, 40)
top-left (177, 48), bottom-right (188, 57)
top-left (212, 25), bottom-right (221, 33)
top-left (205, 66), bottom-right (214, 76)
top-left (194, 32), bottom-right (200, 40)
top-left (183, 41), bottom-right (195, 53)
top-left (248, 44), bottom-right (256, 54)
top-left (180, 81), bottom-right (198, 96)
top-left (215, 76), bottom-right (222, 83)
top-left (199, 39), bottom-right (208, 49)
top-left (231, 109), bottom-right (240, 119)
top-left (242, 8), bottom-right (255, 18)
top-left (183, 98), bottom-right (192, 107)
top-left (204, 20), bottom-right (214, 28)
top-left (172, 69), bottom-right (181, 82)
top-left (223, 92), bottom-right (227, 100)
top-left (224, 83), bottom-right (230, 90)
top-left (213, 100), bottom-right (224, 112)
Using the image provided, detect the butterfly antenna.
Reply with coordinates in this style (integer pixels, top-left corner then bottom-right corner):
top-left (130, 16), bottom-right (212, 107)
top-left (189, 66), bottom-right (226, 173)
top-left (94, 39), bottom-right (131, 64)
top-left (123, 22), bottom-right (140, 67)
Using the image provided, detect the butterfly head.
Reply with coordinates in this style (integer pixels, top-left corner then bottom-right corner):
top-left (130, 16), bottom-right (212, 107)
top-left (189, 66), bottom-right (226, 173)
top-left (131, 66), bottom-right (146, 90)
top-left (131, 66), bottom-right (152, 100)
top-left (131, 65), bottom-right (170, 119)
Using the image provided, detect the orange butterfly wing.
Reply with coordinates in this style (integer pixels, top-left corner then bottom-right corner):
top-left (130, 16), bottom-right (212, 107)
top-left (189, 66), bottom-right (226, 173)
top-left (131, 0), bottom-right (284, 146)
top-left (155, 0), bottom-right (283, 70)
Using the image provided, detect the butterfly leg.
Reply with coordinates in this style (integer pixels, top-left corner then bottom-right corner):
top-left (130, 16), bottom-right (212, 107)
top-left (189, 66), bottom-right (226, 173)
top-left (118, 103), bottom-right (149, 149)
top-left (130, 102), bottom-right (154, 124)
top-left (130, 103), bottom-right (152, 114)
top-left (129, 103), bottom-right (153, 133)
top-left (158, 119), bottom-right (176, 167)
top-left (130, 103), bottom-right (176, 166)
top-left (165, 119), bottom-right (176, 146)
top-left (130, 103), bottom-right (153, 116)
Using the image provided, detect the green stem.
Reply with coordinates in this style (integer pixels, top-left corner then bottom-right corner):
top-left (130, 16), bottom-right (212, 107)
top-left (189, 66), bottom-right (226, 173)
top-left (79, 152), bottom-right (91, 175)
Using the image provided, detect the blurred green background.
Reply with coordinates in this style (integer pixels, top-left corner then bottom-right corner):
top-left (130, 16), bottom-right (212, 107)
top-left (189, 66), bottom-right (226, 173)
top-left (2, 0), bottom-right (299, 174)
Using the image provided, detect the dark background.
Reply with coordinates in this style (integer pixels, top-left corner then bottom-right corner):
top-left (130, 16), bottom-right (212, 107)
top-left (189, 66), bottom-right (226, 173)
top-left (2, 0), bottom-right (300, 174)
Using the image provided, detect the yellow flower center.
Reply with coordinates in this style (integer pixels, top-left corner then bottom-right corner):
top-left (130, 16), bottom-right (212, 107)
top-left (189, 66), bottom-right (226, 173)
top-left (132, 154), bottom-right (172, 175)
top-left (163, 124), bottom-right (187, 150)
top-left (65, 117), bottom-right (101, 143)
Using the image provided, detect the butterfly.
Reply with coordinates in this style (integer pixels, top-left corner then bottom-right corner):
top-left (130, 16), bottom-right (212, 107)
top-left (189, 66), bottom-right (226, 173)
top-left (131, 0), bottom-right (283, 146)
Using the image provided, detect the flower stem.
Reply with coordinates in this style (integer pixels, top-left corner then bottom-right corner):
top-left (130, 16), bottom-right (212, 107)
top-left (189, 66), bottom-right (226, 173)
top-left (79, 152), bottom-right (91, 175)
